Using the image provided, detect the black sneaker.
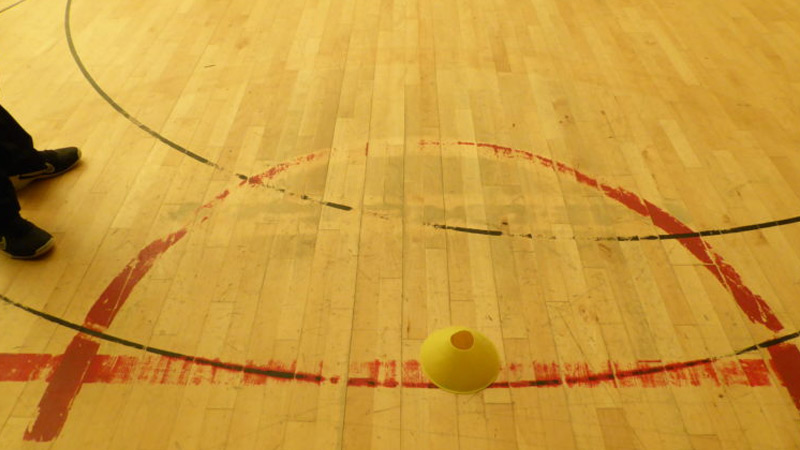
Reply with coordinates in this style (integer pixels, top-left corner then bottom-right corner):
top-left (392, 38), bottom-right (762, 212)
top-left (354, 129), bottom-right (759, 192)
top-left (10, 147), bottom-right (81, 190)
top-left (0, 217), bottom-right (54, 259)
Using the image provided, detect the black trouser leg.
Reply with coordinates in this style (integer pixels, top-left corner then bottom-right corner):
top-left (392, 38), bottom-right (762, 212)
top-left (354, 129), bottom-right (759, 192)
top-left (0, 171), bottom-right (20, 225)
top-left (0, 104), bottom-right (38, 224)
top-left (0, 104), bottom-right (43, 174)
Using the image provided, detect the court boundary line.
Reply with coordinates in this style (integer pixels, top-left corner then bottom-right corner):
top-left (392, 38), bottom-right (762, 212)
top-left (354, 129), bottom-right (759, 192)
top-left (0, 0), bottom-right (27, 15)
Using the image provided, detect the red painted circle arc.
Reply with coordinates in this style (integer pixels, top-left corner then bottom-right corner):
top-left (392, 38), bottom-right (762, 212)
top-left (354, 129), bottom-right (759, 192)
top-left (96, 141), bottom-right (798, 387)
top-left (20, 0), bottom-right (797, 441)
top-left (22, 143), bottom-right (800, 442)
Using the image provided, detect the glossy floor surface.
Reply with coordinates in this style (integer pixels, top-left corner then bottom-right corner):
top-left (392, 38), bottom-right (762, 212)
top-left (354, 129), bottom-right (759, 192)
top-left (1, 0), bottom-right (800, 448)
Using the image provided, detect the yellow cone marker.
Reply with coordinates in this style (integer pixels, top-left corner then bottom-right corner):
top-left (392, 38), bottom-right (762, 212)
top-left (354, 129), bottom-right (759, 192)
top-left (420, 327), bottom-right (501, 394)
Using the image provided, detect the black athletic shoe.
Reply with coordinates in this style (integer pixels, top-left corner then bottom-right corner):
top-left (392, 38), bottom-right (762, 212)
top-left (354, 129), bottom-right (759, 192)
top-left (0, 217), bottom-right (54, 259)
top-left (10, 147), bottom-right (81, 190)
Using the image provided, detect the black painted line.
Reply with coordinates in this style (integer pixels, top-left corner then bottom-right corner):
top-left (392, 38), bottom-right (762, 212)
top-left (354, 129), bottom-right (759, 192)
top-left (0, 294), bottom-right (147, 350)
top-left (256, 182), bottom-right (353, 210)
top-left (323, 201), bottom-right (353, 211)
top-left (64, 0), bottom-right (229, 172)
top-left (296, 193), bottom-right (353, 211)
top-left (566, 372), bottom-right (618, 383)
top-left (429, 214), bottom-right (800, 243)
top-left (531, 379), bottom-right (562, 387)
top-left (0, 293), bottom-right (320, 382)
top-left (2, 292), bottom-right (799, 384)
top-left (615, 358), bottom-right (715, 379)
top-left (0, 0), bottom-right (26, 15)
top-left (431, 224), bottom-right (503, 237)
top-left (609, 215), bottom-right (800, 242)
top-left (64, 0), bottom-right (340, 208)
top-left (63, 0), bottom-right (800, 241)
top-left (736, 330), bottom-right (800, 356)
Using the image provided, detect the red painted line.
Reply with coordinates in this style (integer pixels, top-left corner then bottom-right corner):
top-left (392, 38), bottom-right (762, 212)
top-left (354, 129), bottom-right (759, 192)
top-left (739, 359), bottom-right (771, 387)
top-left (458, 140), bottom-right (783, 331)
top-left (0, 353), bottom-right (774, 389)
top-left (25, 155), bottom-right (323, 442)
top-left (768, 344), bottom-right (800, 410)
top-left (23, 336), bottom-right (99, 441)
top-left (24, 231), bottom-right (187, 442)
top-left (422, 140), bottom-right (800, 409)
top-left (86, 229), bottom-right (188, 331)
top-left (0, 353), bottom-right (53, 382)
top-left (245, 151), bottom-right (324, 187)
top-left (18, 143), bottom-right (800, 443)
top-left (644, 205), bottom-right (781, 332)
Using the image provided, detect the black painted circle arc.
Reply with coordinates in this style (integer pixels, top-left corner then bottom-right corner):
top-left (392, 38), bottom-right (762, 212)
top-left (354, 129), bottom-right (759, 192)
top-left (436, 214), bottom-right (800, 242)
top-left (63, 0), bottom-right (800, 242)
top-left (2, 293), bottom-right (798, 383)
top-left (0, 0), bottom-right (27, 15)
top-left (2, 0), bottom-right (796, 387)
top-left (63, 0), bottom-right (247, 180)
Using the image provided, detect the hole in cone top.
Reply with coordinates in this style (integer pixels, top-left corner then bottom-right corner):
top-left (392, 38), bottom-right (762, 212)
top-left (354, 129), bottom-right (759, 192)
top-left (450, 330), bottom-right (474, 350)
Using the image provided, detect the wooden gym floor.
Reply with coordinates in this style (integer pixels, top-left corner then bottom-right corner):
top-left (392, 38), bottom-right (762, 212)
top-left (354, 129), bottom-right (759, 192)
top-left (1, 0), bottom-right (799, 448)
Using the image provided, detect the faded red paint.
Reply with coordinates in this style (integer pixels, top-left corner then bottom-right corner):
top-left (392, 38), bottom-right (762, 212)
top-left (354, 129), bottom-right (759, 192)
top-left (564, 361), bottom-right (617, 387)
top-left (86, 229), bottom-right (188, 330)
top-left (445, 140), bottom-right (784, 332)
top-left (0, 353), bottom-right (52, 382)
top-left (401, 360), bottom-right (432, 388)
top-left (739, 359), bottom-right (770, 386)
top-left (25, 154), bottom-right (326, 442)
top-left (424, 140), bottom-right (800, 408)
top-left (0, 352), bottom-right (775, 391)
top-left (533, 362), bottom-right (562, 386)
top-left (18, 141), bottom-right (800, 445)
top-left (25, 229), bottom-right (189, 442)
top-left (246, 152), bottom-right (323, 187)
top-left (24, 336), bottom-right (100, 441)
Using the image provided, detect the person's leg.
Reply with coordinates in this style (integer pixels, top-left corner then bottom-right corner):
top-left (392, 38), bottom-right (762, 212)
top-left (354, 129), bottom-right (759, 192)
top-left (0, 104), bottom-right (44, 171)
top-left (0, 169), bottom-right (54, 259)
top-left (0, 169), bottom-right (21, 220)
top-left (0, 105), bottom-right (29, 221)
top-left (0, 104), bottom-right (80, 189)
top-left (0, 104), bottom-right (72, 258)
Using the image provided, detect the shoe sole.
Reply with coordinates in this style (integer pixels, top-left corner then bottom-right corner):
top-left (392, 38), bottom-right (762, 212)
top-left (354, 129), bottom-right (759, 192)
top-left (11, 149), bottom-right (82, 190)
top-left (3, 237), bottom-right (55, 260)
